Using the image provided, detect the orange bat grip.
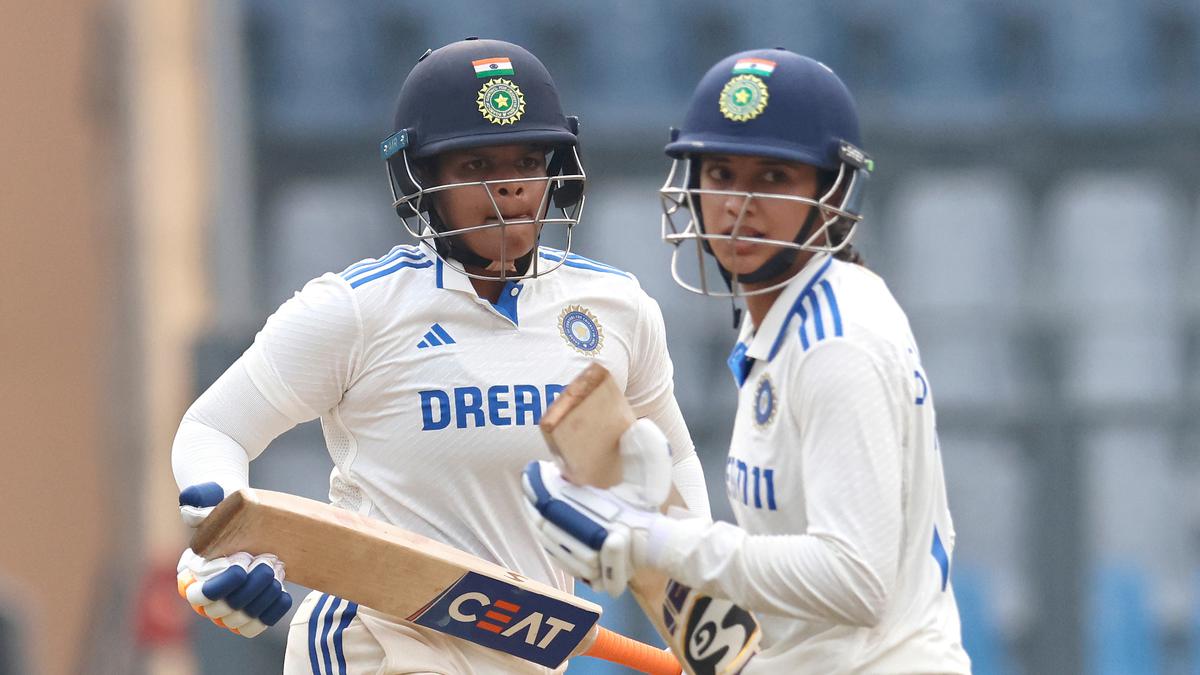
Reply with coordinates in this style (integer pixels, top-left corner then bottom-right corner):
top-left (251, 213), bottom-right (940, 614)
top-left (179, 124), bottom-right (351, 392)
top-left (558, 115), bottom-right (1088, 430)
top-left (583, 626), bottom-right (681, 675)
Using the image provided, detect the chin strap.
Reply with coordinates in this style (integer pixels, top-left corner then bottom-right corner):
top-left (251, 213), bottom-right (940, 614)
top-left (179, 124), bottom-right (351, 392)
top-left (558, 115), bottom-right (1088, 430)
top-left (429, 209), bottom-right (536, 277)
top-left (715, 201), bottom-right (822, 298)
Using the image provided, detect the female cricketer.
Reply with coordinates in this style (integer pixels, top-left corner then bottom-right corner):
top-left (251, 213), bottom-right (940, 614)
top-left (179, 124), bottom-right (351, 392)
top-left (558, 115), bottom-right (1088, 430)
top-left (171, 38), bottom-right (709, 674)
top-left (523, 48), bottom-right (972, 673)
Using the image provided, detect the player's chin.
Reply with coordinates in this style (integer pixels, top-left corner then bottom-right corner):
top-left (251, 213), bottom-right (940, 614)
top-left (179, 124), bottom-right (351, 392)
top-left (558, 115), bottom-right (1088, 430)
top-left (711, 242), bottom-right (773, 276)
top-left (470, 226), bottom-right (539, 261)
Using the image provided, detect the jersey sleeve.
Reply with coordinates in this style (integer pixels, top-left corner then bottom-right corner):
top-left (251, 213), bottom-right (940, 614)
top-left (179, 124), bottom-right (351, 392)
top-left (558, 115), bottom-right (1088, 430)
top-left (171, 358), bottom-right (297, 496)
top-left (241, 273), bottom-right (365, 421)
top-left (172, 273), bottom-right (364, 497)
top-left (625, 290), bottom-right (708, 517)
top-left (653, 339), bottom-right (903, 626)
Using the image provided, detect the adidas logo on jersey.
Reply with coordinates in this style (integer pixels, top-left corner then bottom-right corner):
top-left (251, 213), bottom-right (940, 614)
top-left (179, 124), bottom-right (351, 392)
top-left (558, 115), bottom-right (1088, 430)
top-left (417, 323), bottom-right (456, 349)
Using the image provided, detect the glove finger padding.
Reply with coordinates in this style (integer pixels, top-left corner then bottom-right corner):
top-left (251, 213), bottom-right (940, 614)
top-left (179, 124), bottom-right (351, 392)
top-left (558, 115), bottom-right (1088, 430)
top-left (177, 548), bottom-right (291, 636)
top-left (521, 498), bottom-right (601, 581)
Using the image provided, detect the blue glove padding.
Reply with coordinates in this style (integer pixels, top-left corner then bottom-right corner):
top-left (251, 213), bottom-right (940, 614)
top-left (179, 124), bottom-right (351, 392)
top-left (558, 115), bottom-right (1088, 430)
top-left (179, 481), bottom-right (226, 527)
top-left (522, 460), bottom-right (673, 597)
top-left (176, 482), bottom-right (291, 637)
top-left (177, 549), bottom-right (292, 637)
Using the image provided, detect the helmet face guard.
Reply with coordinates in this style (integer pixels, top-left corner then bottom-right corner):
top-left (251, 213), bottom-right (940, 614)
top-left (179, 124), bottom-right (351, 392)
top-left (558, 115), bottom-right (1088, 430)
top-left (383, 134), bottom-right (586, 281)
top-left (659, 48), bottom-right (871, 297)
top-left (382, 38), bottom-right (586, 281)
top-left (659, 142), bottom-right (870, 297)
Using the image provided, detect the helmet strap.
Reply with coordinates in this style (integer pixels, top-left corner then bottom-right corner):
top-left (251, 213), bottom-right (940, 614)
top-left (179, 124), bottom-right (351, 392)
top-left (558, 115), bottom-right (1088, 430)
top-left (719, 168), bottom-right (838, 286)
top-left (428, 205), bottom-right (537, 277)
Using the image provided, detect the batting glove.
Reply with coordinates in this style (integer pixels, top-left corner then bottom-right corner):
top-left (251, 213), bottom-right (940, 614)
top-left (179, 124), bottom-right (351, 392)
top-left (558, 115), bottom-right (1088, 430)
top-left (521, 419), bottom-right (680, 596)
top-left (176, 483), bottom-right (293, 637)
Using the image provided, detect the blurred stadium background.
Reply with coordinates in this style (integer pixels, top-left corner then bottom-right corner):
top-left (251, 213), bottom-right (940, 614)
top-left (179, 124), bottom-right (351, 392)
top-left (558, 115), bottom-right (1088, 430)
top-left (4, 1), bottom-right (1199, 673)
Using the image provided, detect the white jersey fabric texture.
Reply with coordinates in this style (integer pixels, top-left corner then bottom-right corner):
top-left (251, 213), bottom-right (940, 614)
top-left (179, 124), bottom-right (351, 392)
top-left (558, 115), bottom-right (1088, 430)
top-left (173, 244), bottom-right (706, 673)
top-left (654, 254), bottom-right (971, 674)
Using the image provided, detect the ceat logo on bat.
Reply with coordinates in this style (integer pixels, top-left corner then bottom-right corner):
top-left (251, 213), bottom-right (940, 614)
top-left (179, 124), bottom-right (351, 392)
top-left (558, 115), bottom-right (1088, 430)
top-left (409, 571), bottom-right (600, 668)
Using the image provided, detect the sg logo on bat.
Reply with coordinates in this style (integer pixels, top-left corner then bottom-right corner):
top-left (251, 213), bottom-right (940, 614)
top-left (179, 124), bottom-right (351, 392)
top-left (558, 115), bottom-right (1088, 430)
top-left (409, 571), bottom-right (599, 668)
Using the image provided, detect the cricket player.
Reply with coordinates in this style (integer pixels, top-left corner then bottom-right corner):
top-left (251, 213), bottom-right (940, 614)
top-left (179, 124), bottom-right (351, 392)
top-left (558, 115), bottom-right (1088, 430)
top-left (523, 49), bottom-right (972, 673)
top-left (171, 38), bottom-right (709, 674)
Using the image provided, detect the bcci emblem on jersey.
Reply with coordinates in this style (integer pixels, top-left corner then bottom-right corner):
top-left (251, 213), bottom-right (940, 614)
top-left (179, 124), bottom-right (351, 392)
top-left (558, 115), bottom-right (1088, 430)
top-left (753, 374), bottom-right (777, 428)
top-left (477, 78), bottom-right (525, 125)
top-left (558, 305), bottom-right (603, 355)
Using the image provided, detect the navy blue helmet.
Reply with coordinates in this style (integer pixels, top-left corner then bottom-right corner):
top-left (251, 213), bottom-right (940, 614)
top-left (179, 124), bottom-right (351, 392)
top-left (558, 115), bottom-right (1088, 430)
top-left (380, 38), bottom-right (585, 279)
top-left (660, 48), bottom-right (872, 296)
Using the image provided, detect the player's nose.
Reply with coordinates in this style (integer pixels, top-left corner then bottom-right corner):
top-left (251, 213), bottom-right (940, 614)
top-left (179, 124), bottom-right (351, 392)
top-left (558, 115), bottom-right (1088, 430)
top-left (722, 190), bottom-right (755, 221)
top-left (495, 182), bottom-right (525, 198)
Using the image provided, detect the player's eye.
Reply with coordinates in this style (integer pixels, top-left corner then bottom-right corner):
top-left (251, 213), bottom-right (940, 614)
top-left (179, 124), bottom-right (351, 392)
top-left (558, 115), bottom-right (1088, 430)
top-left (461, 158), bottom-right (487, 173)
top-left (705, 165), bottom-right (731, 182)
top-left (517, 155), bottom-right (545, 171)
top-left (762, 169), bottom-right (788, 184)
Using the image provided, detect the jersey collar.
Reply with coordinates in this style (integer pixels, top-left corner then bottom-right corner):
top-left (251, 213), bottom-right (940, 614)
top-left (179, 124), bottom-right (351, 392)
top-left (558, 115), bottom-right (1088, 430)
top-left (741, 253), bottom-right (834, 362)
top-left (434, 257), bottom-right (527, 327)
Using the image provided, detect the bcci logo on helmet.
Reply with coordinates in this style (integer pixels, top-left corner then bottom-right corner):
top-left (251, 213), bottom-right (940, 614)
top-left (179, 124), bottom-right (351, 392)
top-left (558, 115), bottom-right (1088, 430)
top-left (719, 74), bottom-right (769, 122)
top-left (477, 78), bottom-right (526, 125)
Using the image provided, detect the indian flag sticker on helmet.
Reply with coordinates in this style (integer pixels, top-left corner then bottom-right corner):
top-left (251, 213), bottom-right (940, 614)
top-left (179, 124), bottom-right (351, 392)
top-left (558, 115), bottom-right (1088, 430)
top-left (719, 74), bottom-right (769, 122)
top-left (732, 58), bottom-right (776, 78)
top-left (477, 78), bottom-right (525, 125)
top-left (473, 57), bottom-right (514, 78)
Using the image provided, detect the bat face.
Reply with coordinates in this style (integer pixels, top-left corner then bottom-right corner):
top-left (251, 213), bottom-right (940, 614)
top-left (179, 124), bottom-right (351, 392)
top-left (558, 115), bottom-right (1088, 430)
top-left (405, 570), bottom-right (601, 667)
top-left (541, 362), bottom-right (762, 675)
top-left (191, 489), bottom-right (601, 668)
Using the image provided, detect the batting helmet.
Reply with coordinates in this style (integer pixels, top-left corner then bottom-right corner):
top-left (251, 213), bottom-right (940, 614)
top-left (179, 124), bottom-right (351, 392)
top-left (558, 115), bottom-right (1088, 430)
top-left (381, 37), bottom-right (585, 279)
top-left (660, 48), bottom-right (872, 296)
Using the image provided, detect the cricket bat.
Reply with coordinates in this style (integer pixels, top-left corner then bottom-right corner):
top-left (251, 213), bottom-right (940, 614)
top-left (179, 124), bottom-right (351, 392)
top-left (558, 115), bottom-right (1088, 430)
top-left (541, 362), bottom-right (761, 675)
top-left (190, 488), bottom-right (680, 674)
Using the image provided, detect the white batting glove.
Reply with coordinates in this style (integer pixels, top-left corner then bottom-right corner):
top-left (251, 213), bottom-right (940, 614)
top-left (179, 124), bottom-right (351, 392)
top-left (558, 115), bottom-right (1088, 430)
top-left (176, 482), bottom-right (292, 637)
top-left (521, 420), bottom-right (679, 596)
top-left (176, 549), bottom-right (291, 637)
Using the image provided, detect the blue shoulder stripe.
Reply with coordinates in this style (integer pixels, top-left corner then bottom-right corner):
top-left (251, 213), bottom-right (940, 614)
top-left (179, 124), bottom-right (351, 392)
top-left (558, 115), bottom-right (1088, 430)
top-left (348, 258), bottom-right (434, 289)
top-left (538, 250), bottom-right (631, 278)
top-left (819, 279), bottom-right (843, 337)
top-left (565, 251), bottom-right (626, 275)
top-left (341, 246), bottom-right (427, 282)
top-left (340, 245), bottom-right (402, 277)
top-left (766, 256), bottom-right (837, 361)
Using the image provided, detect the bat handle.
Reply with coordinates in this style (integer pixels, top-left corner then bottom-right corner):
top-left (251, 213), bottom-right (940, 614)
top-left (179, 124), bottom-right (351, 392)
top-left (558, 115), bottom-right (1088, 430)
top-left (583, 626), bottom-right (682, 675)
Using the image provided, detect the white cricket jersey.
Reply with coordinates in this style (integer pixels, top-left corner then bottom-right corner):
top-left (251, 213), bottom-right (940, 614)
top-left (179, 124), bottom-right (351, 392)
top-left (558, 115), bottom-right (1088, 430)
top-left (658, 254), bottom-right (970, 673)
top-left (239, 244), bottom-right (694, 593)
